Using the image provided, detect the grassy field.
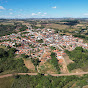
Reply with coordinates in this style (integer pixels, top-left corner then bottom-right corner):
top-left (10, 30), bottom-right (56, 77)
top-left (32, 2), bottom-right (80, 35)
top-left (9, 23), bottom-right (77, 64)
top-left (38, 61), bottom-right (58, 74)
top-left (0, 20), bottom-right (30, 26)
top-left (0, 77), bottom-right (14, 88)
top-left (0, 22), bottom-right (14, 25)
top-left (0, 75), bottom-right (88, 88)
top-left (24, 59), bottom-right (35, 71)
top-left (22, 22), bottom-right (30, 26)
top-left (45, 23), bottom-right (69, 30)
top-left (0, 45), bottom-right (7, 49)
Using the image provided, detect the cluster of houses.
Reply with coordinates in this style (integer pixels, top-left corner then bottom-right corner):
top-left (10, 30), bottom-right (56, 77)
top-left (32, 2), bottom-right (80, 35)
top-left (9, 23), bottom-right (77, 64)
top-left (0, 27), bottom-right (88, 63)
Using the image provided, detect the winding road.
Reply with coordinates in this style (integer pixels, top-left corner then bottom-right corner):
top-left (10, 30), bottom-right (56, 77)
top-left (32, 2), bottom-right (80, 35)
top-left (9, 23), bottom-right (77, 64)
top-left (0, 72), bottom-right (88, 79)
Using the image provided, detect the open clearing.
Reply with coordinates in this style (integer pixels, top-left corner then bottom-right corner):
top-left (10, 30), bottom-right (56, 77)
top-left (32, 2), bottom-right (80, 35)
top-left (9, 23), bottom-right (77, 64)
top-left (71, 68), bottom-right (84, 73)
top-left (59, 58), bottom-right (69, 74)
top-left (0, 77), bottom-right (13, 88)
top-left (0, 45), bottom-right (7, 49)
top-left (83, 85), bottom-right (88, 88)
top-left (63, 54), bottom-right (74, 65)
top-left (60, 54), bottom-right (74, 74)
top-left (38, 61), bottom-right (58, 74)
top-left (45, 23), bottom-right (69, 30)
top-left (24, 59), bottom-right (35, 71)
top-left (0, 22), bottom-right (14, 25)
top-left (63, 54), bottom-right (84, 73)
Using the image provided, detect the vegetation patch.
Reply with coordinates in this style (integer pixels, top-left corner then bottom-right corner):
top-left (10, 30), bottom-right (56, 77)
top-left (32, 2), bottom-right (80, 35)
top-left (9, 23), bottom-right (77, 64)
top-left (50, 52), bottom-right (60, 73)
top-left (0, 77), bottom-right (14, 88)
top-left (0, 48), bottom-right (28, 73)
top-left (0, 24), bottom-right (28, 36)
top-left (65, 47), bottom-right (88, 71)
top-left (1, 74), bottom-right (88, 88)
top-left (36, 39), bottom-right (43, 43)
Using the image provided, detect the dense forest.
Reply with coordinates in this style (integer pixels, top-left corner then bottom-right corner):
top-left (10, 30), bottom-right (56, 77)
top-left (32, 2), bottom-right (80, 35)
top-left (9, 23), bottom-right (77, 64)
top-left (1, 74), bottom-right (88, 88)
top-left (73, 34), bottom-right (88, 40)
top-left (0, 48), bottom-right (28, 73)
top-left (63, 20), bottom-right (79, 26)
top-left (65, 47), bottom-right (88, 71)
top-left (50, 52), bottom-right (60, 73)
top-left (0, 24), bottom-right (28, 36)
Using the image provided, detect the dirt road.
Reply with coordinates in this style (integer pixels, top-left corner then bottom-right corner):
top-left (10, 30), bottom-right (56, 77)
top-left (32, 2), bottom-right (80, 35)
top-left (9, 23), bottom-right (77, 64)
top-left (0, 73), bottom-right (37, 79)
top-left (49, 72), bottom-right (88, 76)
top-left (0, 72), bottom-right (88, 79)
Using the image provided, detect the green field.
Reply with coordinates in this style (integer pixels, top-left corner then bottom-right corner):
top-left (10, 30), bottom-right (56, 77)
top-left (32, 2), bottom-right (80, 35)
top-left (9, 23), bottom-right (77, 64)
top-left (0, 74), bottom-right (88, 88)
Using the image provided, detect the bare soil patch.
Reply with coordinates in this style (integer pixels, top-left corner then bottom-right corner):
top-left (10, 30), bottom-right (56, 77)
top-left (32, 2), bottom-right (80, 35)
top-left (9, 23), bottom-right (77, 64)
top-left (83, 85), bottom-right (88, 88)
top-left (24, 59), bottom-right (35, 71)
top-left (71, 68), bottom-right (84, 73)
top-left (38, 61), bottom-right (57, 74)
top-left (63, 54), bottom-right (74, 65)
top-left (45, 23), bottom-right (69, 30)
top-left (60, 58), bottom-right (69, 74)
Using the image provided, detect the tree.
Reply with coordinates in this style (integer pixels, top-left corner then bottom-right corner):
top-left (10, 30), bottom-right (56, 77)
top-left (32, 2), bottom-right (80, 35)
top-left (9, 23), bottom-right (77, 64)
top-left (50, 52), bottom-right (60, 72)
top-left (65, 47), bottom-right (88, 71)
top-left (31, 58), bottom-right (40, 67)
top-left (0, 48), bottom-right (8, 58)
top-left (21, 54), bottom-right (29, 58)
top-left (8, 48), bottom-right (16, 57)
top-left (0, 48), bottom-right (5, 57)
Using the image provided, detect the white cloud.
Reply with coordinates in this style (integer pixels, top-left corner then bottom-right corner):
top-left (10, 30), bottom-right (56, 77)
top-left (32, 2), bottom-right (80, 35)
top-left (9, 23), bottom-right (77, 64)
top-left (0, 0), bottom-right (8, 4)
top-left (84, 13), bottom-right (88, 16)
top-left (32, 13), bottom-right (37, 16)
top-left (38, 12), bottom-right (41, 14)
top-left (52, 6), bottom-right (56, 9)
top-left (41, 15), bottom-right (45, 16)
top-left (18, 15), bottom-right (21, 17)
top-left (0, 6), bottom-right (5, 10)
top-left (9, 12), bottom-right (13, 15)
top-left (32, 12), bottom-right (47, 17)
top-left (44, 13), bottom-right (47, 15)
top-left (9, 9), bottom-right (13, 11)
top-left (32, 12), bottom-right (41, 16)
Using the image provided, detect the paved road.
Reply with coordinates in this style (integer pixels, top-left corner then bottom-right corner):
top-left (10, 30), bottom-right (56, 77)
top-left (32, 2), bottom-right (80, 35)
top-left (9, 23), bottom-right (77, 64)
top-left (1, 72), bottom-right (88, 79)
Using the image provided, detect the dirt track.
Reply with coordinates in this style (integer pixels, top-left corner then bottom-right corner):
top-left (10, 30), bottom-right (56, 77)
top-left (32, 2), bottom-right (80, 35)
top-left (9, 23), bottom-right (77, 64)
top-left (0, 72), bottom-right (88, 79)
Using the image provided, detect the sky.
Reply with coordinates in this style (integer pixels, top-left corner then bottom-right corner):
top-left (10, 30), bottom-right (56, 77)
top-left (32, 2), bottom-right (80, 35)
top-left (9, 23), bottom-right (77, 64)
top-left (0, 0), bottom-right (88, 18)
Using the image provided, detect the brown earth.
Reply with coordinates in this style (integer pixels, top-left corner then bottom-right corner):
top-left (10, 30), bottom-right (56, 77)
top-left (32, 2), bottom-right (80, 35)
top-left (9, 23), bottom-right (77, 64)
top-left (24, 59), bottom-right (35, 71)
top-left (45, 23), bottom-right (69, 30)
top-left (60, 58), bottom-right (69, 74)
top-left (83, 85), bottom-right (88, 88)
top-left (63, 54), bottom-right (84, 73)
top-left (59, 54), bottom-right (72, 74)
top-left (38, 61), bottom-right (57, 74)
top-left (63, 54), bottom-right (74, 65)
top-left (1, 72), bottom-right (88, 79)
top-left (71, 68), bottom-right (84, 73)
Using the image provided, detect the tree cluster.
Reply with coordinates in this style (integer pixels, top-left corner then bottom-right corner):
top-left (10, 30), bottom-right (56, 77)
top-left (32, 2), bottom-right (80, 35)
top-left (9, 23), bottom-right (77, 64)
top-left (0, 48), bottom-right (28, 73)
top-left (65, 47), bottom-right (88, 71)
top-left (50, 52), bottom-right (60, 73)
top-left (11, 74), bottom-right (88, 88)
top-left (0, 24), bottom-right (28, 36)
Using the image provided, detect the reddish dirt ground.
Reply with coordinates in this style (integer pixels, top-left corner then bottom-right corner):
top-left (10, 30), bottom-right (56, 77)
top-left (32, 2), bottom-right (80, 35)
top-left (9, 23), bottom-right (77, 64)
top-left (24, 59), bottom-right (35, 71)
